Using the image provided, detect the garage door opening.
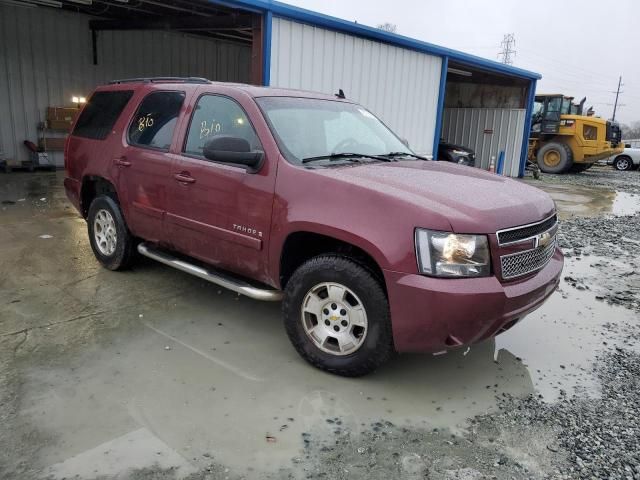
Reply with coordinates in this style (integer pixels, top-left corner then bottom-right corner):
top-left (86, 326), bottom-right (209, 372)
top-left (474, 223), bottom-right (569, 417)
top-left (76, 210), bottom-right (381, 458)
top-left (0, 0), bottom-right (264, 168)
top-left (439, 62), bottom-right (532, 176)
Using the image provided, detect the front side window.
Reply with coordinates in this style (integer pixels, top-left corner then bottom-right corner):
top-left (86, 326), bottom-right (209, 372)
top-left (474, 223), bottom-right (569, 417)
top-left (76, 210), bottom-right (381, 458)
top-left (73, 90), bottom-right (133, 140)
top-left (255, 97), bottom-right (411, 165)
top-left (184, 95), bottom-right (261, 158)
top-left (128, 91), bottom-right (185, 151)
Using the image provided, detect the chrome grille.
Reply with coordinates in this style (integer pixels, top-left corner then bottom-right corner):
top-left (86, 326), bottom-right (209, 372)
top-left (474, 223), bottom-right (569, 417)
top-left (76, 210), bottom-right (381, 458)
top-left (500, 237), bottom-right (556, 280)
top-left (497, 214), bottom-right (558, 245)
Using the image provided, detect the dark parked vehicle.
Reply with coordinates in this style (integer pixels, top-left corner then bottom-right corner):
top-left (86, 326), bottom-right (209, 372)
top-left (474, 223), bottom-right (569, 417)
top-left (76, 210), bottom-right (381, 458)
top-left (64, 78), bottom-right (563, 376)
top-left (438, 141), bottom-right (476, 167)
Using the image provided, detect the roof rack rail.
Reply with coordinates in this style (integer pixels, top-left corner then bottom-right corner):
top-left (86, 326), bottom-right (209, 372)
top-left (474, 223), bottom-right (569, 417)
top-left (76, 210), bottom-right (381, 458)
top-left (108, 77), bottom-right (211, 85)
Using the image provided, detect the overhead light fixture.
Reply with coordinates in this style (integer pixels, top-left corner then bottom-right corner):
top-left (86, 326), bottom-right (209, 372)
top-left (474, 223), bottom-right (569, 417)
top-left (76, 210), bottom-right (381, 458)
top-left (66, 0), bottom-right (92, 4)
top-left (21, 0), bottom-right (62, 6)
top-left (72, 96), bottom-right (87, 108)
top-left (447, 67), bottom-right (473, 77)
top-left (0, 0), bottom-right (37, 7)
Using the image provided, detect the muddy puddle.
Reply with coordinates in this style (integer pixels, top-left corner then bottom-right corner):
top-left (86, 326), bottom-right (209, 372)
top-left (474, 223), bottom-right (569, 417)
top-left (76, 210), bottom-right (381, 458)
top-left (524, 181), bottom-right (640, 218)
top-left (3, 171), bottom-right (639, 480)
top-left (15, 252), bottom-right (634, 480)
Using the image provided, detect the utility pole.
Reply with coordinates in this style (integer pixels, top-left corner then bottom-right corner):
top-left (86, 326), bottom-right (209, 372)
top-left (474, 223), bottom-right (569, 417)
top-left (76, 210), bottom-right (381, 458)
top-left (612, 75), bottom-right (623, 122)
top-left (497, 34), bottom-right (516, 65)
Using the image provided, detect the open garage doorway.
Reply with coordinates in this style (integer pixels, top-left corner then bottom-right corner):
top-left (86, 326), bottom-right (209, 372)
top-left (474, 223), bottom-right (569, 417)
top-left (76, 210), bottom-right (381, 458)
top-left (0, 0), bottom-right (265, 168)
top-left (439, 62), bottom-right (532, 177)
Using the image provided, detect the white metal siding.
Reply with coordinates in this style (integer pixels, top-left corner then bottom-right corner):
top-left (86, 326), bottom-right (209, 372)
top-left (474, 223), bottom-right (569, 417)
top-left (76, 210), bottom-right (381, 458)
top-left (270, 17), bottom-right (442, 155)
top-left (0, 5), bottom-right (251, 166)
top-left (442, 108), bottom-right (526, 177)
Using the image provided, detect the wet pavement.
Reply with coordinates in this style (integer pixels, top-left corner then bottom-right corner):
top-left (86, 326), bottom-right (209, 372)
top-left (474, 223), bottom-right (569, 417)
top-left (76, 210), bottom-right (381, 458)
top-left (1, 167), bottom-right (639, 479)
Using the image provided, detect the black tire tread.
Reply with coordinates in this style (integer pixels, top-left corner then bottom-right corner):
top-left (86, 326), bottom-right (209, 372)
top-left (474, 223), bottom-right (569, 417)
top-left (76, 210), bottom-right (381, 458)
top-left (536, 142), bottom-right (573, 174)
top-left (87, 195), bottom-right (136, 271)
top-left (283, 255), bottom-right (394, 377)
top-left (614, 155), bottom-right (633, 171)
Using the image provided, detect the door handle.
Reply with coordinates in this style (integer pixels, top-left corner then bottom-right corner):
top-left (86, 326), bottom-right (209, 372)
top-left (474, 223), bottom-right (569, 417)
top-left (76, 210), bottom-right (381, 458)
top-left (174, 173), bottom-right (196, 184)
top-left (114, 157), bottom-right (131, 167)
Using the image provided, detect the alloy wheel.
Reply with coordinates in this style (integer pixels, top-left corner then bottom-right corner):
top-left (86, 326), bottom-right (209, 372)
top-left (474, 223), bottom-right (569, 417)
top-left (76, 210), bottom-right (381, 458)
top-left (301, 282), bottom-right (368, 356)
top-left (93, 209), bottom-right (117, 256)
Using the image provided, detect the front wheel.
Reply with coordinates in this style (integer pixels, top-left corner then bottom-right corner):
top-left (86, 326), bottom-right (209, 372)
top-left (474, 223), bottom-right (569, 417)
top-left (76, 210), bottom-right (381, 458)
top-left (536, 142), bottom-right (573, 174)
top-left (614, 156), bottom-right (633, 171)
top-left (87, 195), bottom-right (137, 271)
top-left (283, 255), bottom-right (394, 376)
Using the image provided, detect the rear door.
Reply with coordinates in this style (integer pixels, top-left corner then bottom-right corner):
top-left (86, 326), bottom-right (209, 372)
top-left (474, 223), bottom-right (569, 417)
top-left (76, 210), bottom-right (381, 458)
top-left (117, 90), bottom-right (187, 243)
top-left (166, 90), bottom-right (277, 283)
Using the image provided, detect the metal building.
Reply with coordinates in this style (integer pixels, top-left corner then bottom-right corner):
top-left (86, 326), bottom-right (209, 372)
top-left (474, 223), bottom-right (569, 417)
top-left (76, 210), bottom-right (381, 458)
top-left (0, 0), bottom-right (540, 176)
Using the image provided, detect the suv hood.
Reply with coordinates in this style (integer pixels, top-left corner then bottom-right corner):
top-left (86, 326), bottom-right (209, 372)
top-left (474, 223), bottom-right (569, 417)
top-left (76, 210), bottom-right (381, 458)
top-left (314, 160), bottom-right (555, 234)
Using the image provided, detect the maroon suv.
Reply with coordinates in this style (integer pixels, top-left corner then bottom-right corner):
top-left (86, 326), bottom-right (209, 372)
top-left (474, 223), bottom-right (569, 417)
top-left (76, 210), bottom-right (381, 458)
top-left (64, 78), bottom-right (563, 376)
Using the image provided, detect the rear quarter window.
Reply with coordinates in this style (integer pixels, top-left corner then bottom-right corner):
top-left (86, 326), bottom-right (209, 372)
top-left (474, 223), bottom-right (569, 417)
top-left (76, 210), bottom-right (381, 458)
top-left (72, 90), bottom-right (134, 140)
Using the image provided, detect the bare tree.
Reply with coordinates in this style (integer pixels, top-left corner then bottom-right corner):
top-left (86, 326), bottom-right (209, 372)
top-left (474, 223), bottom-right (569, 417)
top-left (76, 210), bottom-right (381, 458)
top-left (620, 121), bottom-right (640, 139)
top-left (377, 22), bottom-right (397, 33)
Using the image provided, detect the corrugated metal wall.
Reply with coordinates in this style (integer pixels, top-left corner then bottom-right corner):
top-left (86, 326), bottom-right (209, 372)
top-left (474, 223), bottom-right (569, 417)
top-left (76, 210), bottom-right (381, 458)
top-left (270, 17), bottom-right (442, 155)
top-left (0, 5), bottom-right (251, 166)
top-left (442, 108), bottom-right (526, 177)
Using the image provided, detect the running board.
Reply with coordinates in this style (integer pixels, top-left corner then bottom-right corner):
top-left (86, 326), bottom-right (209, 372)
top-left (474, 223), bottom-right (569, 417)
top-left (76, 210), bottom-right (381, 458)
top-left (137, 243), bottom-right (283, 302)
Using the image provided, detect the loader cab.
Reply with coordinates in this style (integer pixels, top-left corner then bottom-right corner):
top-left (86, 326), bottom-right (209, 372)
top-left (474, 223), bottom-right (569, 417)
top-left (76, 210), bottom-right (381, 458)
top-left (531, 94), bottom-right (574, 136)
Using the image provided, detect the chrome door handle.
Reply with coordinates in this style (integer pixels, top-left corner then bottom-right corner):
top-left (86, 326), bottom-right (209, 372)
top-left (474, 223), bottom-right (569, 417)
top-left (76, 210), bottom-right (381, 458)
top-left (174, 173), bottom-right (196, 184)
top-left (114, 157), bottom-right (131, 167)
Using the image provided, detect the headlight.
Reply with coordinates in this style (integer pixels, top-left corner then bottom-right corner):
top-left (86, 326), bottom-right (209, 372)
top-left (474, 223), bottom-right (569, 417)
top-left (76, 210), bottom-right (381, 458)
top-left (451, 149), bottom-right (470, 156)
top-left (415, 229), bottom-right (490, 277)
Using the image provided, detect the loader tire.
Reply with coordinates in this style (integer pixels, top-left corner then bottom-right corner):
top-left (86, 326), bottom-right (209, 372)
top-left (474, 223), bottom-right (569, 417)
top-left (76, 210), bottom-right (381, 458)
top-left (537, 142), bottom-right (573, 174)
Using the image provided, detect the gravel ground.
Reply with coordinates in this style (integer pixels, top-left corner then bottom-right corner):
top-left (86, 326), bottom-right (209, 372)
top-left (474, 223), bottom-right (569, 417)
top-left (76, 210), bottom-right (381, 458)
top-left (154, 167), bottom-right (640, 480)
top-left (2, 166), bottom-right (639, 480)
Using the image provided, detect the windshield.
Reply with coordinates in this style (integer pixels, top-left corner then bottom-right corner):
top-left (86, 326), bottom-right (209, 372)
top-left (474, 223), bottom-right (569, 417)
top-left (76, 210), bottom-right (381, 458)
top-left (255, 97), bottom-right (412, 165)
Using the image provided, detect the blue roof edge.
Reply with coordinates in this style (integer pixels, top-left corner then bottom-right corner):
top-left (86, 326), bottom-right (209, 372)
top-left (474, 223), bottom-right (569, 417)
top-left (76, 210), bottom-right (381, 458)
top-left (210, 0), bottom-right (542, 80)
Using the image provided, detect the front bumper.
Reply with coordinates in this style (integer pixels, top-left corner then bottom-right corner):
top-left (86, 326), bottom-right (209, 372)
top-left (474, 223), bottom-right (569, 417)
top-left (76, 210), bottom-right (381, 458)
top-left (384, 248), bottom-right (563, 353)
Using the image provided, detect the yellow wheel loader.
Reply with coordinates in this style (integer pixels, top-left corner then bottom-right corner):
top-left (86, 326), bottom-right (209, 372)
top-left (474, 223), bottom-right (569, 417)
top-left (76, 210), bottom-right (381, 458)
top-left (529, 94), bottom-right (624, 174)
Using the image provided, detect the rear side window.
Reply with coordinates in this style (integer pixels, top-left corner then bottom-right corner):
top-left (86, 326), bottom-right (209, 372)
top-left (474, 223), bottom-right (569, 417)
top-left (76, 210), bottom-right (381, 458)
top-left (72, 90), bottom-right (133, 140)
top-left (128, 91), bottom-right (185, 151)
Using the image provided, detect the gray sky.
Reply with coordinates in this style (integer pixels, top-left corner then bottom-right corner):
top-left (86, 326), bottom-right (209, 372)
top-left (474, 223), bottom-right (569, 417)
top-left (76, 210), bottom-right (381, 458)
top-left (284, 0), bottom-right (640, 125)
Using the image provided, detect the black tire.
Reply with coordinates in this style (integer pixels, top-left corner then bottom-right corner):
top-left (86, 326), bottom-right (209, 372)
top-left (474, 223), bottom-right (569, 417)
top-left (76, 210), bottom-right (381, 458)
top-left (614, 156), bottom-right (633, 171)
top-left (283, 255), bottom-right (394, 377)
top-left (87, 195), bottom-right (136, 271)
top-left (536, 142), bottom-right (573, 174)
top-left (569, 163), bottom-right (592, 173)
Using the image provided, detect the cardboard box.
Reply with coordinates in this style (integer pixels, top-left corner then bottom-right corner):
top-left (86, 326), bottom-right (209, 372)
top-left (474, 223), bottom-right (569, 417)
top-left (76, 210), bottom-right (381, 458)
top-left (47, 119), bottom-right (73, 132)
top-left (47, 107), bottom-right (79, 122)
top-left (40, 137), bottom-right (67, 152)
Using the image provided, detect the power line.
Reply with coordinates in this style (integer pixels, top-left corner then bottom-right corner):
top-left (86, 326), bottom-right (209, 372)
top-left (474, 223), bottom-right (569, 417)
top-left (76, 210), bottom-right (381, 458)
top-left (497, 34), bottom-right (516, 65)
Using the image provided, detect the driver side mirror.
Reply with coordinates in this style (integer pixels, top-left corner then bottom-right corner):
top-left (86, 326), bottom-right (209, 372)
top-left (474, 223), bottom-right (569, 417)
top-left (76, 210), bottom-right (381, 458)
top-left (203, 135), bottom-right (263, 172)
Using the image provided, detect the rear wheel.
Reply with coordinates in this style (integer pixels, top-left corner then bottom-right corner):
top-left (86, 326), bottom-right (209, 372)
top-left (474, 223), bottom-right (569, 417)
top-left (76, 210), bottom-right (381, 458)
top-left (536, 142), bottom-right (573, 174)
top-left (87, 195), bottom-right (136, 271)
top-left (283, 255), bottom-right (394, 376)
top-left (614, 156), bottom-right (633, 171)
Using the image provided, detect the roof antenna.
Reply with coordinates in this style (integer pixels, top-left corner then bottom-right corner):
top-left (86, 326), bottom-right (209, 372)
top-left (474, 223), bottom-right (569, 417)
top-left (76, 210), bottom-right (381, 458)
top-left (335, 89), bottom-right (346, 99)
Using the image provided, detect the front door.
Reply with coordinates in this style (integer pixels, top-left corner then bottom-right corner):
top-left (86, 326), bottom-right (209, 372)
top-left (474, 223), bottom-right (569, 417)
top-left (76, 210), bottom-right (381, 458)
top-left (166, 92), bottom-right (276, 283)
top-left (118, 90), bottom-right (186, 243)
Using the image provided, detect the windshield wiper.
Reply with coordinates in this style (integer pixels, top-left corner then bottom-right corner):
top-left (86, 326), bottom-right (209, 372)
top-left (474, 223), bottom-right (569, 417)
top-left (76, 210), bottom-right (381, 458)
top-left (382, 152), bottom-right (430, 160)
top-left (302, 152), bottom-right (393, 164)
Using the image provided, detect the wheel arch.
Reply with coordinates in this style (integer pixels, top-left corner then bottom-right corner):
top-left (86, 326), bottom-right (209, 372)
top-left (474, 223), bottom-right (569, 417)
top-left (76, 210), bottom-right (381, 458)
top-left (277, 229), bottom-right (388, 292)
top-left (80, 175), bottom-right (119, 218)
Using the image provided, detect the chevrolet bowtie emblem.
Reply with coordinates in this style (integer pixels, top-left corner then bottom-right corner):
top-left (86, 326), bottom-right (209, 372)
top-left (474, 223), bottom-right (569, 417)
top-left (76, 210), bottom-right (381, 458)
top-left (534, 232), bottom-right (552, 248)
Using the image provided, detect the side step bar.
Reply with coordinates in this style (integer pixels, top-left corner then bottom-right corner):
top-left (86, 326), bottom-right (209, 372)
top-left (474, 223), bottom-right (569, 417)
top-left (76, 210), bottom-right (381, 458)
top-left (137, 243), bottom-right (283, 302)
